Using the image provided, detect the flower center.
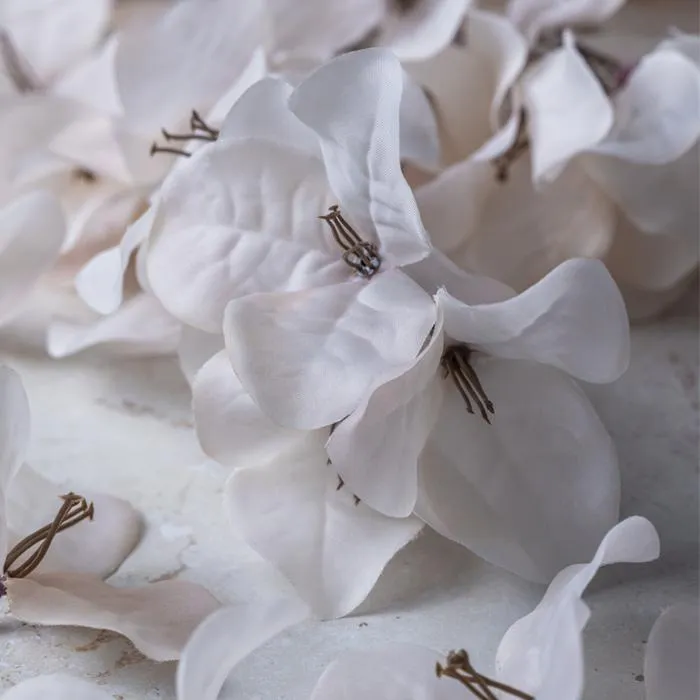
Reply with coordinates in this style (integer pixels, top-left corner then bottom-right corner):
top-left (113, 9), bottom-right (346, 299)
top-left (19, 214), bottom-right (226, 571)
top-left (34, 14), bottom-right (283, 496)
top-left (436, 649), bottom-right (534, 699)
top-left (441, 345), bottom-right (495, 424)
top-left (3, 492), bottom-right (94, 580)
top-left (150, 110), bottom-right (220, 159)
top-left (320, 205), bottom-right (382, 279)
top-left (0, 28), bottom-right (41, 93)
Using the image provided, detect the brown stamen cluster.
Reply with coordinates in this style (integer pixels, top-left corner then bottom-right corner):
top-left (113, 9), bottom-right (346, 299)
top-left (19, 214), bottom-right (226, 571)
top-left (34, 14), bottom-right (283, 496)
top-left (150, 110), bottom-right (220, 158)
top-left (328, 423), bottom-right (361, 505)
top-left (441, 345), bottom-right (495, 424)
top-left (3, 492), bottom-right (94, 579)
top-left (320, 205), bottom-right (381, 278)
top-left (436, 649), bottom-right (534, 699)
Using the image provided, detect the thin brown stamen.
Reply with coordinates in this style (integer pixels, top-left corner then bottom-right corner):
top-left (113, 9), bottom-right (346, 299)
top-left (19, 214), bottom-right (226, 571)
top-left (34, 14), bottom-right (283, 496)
top-left (441, 346), bottom-right (494, 424)
top-left (3, 492), bottom-right (94, 579)
top-left (328, 424), bottom-right (361, 505)
top-left (492, 110), bottom-right (530, 184)
top-left (320, 205), bottom-right (381, 279)
top-left (436, 649), bottom-right (534, 700)
top-left (149, 110), bottom-right (219, 159)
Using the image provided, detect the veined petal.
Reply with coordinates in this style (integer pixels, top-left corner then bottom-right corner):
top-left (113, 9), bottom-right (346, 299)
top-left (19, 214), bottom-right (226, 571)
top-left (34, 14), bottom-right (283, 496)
top-left (495, 517), bottom-right (660, 692)
top-left (6, 465), bottom-right (142, 579)
top-left (290, 49), bottom-right (431, 267)
top-left (645, 604), bottom-right (700, 700)
top-left (416, 358), bottom-right (621, 583)
top-left (115, 0), bottom-right (264, 136)
top-left (438, 258), bottom-right (630, 383)
top-left (0, 191), bottom-right (66, 325)
top-left (193, 351), bottom-right (306, 468)
top-left (7, 574), bottom-right (220, 661)
top-left (226, 434), bottom-right (424, 618)
top-left (507, 0), bottom-right (626, 43)
top-left (522, 32), bottom-right (613, 182)
top-left (47, 294), bottom-right (181, 359)
top-left (147, 138), bottom-right (348, 333)
top-left (2, 675), bottom-right (112, 700)
top-left (177, 598), bottom-right (310, 700)
top-left (590, 49), bottom-right (700, 164)
top-left (327, 310), bottom-right (445, 517)
top-left (178, 327), bottom-right (224, 387)
top-left (224, 271), bottom-right (436, 430)
top-left (311, 644), bottom-right (464, 700)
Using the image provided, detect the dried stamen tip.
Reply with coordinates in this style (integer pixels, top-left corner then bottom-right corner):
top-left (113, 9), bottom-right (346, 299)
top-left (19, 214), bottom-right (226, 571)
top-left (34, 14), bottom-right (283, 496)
top-left (3, 492), bottom-right (95, 579)
top-left (442, 346), bottom-right (495, 424)
top-left (320, 205), bottom-right (381, 279)
top-left (149, 109), bottom-right (219, 158)
top-left (436, 649), bottom-right (534, 699)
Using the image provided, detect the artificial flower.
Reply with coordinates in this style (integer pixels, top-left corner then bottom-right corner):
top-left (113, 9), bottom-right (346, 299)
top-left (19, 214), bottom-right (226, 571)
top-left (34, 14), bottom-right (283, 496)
top-left (411, 5), bottom-right (700, 316)
top-left (0, 364), bottom-right (220, 660)
top-left (148, 48), bottom-right (439, 428)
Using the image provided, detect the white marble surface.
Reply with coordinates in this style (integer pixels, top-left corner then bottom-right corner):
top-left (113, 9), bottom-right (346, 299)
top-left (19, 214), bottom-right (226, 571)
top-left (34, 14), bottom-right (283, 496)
top-left (0, 286), bottom-right (696, 699)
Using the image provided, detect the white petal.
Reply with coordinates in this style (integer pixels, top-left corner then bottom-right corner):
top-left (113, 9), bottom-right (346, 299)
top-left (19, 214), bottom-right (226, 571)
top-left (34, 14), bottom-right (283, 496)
top-left (495, 517), bottom-right (660, 691)
top-left (311, 645), bottom-right (464, 700)
top-left (2, 675), bottom-right (112, 700)
top-left (75, 203), bottom-right (154, 315)
top-left (47, 294), bottom-right (181, 358)
top-left (147, 138), bottom-right (348, 333)
top-left (224, 271), bottom-right (436, 429)
top-left (115, 0), bottom-right (264, 135)
top-left (507, 0), bottom-right (626, 43)
top-left (523, 33), bottom-right (613, 182)
top-left (177, 598), bottom-right (309, 700)
top-left (0, 191), bottom-right (66, 325)
top-left (226, 434), bottom-right (424, 618)
top-left (659, 33), bottom-right (700, 68)
top-left (380, 0), bottom-right (471, 62)
top-left (193, 351), bottom-right (305, 468)
top-left (290, 49), bottom-right (431, 267)
top-left (178, 327), bottom-right (224, 387)
top-left (398, 69), bottom-right (441, 171)
top-left (416, 358), bottom-right (621, 583)
top-left (438, 258), bottom-right (630, 383)
top-left (454, 158), bottom-right (616, 292)
top-left (6, 465), bottom-right (142, 579)
top-left (645, 604), bottom-right (700, 700)
top-left (326, 311), bottom-right (444, 517)
top-left (7, 574), bottom-right (220, 661)
top-left (0, 0), bottom-right (112, 85)
top-left (590, 49), bottom-right (700, 164)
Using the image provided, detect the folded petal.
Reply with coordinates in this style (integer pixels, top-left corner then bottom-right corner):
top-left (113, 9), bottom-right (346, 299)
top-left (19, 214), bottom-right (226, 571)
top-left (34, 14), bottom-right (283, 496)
top-left (2, 675), bottom-right (112, 700)
top-left (177, 597), bottom-right (310, 700)
top-left (645, 604), bottom-right (700, 700)
top-left (115, 0), bottom-right (264, 135)
top-left (495, 517), bottom-right (660, 691)
top-left (590, 49), bottom-right (700, 164)
top-left (6, 465), bottom-right (142, 579)
top-left (507, 0), bottom-right (626, 43)
top-left (47, 294), bottom-right (181, 358)
top-left (522, 33), bottom-right (613, 182)
top-left (0, 191), bottom-right (66, 325)
top-left (438, 258), bottom-right (629, 383)
top-left (178, 327), bottom-right (224, 387)
top-left (226, 434), bottom-right (424, 618)
top-left (290, 49), bottom-right (431, 267)
top-left (224, 271), bottom-right (436, 429)
top-left (311, 644), bottom-right (464, 700)
top-left (327, 310), bottom-right (444, 517)
top-left (7, 573), bottom-right (220, 661)
top-left (193, 351), bottom-right (306, 468)
top-left (147, 138), bottom-right (348, 332)
top-left (416, 358), bottom-right (621, 582)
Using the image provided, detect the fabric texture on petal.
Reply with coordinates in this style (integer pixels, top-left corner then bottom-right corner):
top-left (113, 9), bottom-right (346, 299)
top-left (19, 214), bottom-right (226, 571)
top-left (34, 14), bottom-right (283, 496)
top-left (226, 434), bottom-right (424, 618)
top-left (7, 574), bottom-right (220, 661)
top-left (416, 357), bottom-right (621, 582)
top-left (224, 270), bottom-right (436, 429)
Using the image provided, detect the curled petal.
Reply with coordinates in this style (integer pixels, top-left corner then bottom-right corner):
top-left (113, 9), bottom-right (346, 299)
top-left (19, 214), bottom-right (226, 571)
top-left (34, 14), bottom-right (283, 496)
top-left (224, 271), bottom-right (436, 429)
top-left (7, 574), bottom-right (220, 661)
top-left (438, 258), bottom-right (630, 383)
top-left (226, 434), bottom-right (424, 618)
top-left (416, 358), bottom-right (621, 582)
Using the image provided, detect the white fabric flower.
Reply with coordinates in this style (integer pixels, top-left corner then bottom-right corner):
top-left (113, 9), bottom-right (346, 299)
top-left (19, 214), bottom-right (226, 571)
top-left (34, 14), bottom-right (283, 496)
top-left (0, 365), bottom-right (220, 661)
top-left (412, 10), bottom-right (700, 315)
top-left (148, 49), bottom-right (439, 429)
